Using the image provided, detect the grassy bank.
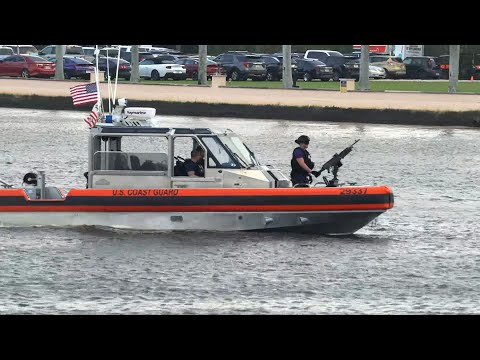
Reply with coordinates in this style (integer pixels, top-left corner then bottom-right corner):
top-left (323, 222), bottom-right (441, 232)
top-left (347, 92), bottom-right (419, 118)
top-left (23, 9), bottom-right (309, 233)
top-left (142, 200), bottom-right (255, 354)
top-left (1, 94), bottom-right (479, 128)
top-left (136, 79), bottom-right (480, 93)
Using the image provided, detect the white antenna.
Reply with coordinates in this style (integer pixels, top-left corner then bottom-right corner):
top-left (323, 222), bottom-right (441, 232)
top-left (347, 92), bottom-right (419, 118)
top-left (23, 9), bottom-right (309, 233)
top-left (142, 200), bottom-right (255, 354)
top-left (113, 46), bottom-right (121, 106)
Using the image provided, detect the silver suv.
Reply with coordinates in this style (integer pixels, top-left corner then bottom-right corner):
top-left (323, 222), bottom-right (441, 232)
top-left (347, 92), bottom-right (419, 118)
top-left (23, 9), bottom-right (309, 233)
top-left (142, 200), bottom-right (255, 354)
top-left (214, 52), bottom-right (267, 81)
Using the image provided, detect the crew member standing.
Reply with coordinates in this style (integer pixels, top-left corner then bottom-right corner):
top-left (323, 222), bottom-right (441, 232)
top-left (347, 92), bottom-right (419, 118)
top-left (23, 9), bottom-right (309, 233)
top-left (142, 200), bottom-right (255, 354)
top-left (290, 135), bottom-right (319, 186)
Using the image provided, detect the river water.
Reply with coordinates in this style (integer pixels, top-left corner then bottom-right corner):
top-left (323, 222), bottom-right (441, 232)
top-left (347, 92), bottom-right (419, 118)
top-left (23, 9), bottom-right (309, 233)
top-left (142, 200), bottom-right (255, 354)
top-left (0, 107), bottom-right (479, 314)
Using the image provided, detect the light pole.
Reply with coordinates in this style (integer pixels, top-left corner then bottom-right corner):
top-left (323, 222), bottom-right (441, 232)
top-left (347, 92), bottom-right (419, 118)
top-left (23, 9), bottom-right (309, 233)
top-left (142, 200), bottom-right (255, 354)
top-left (448, 45), bottom-right (460, 93)
top-left (130, 45), bottom-right (139, 83)
top-left (282, 45), bottom-right (293, 88)
top-left (359, 45), bottom-right (370, 91)
top-left (198, 45), bottom-right (208, 85)
top-left (54, 45), bottom-right (64, 80)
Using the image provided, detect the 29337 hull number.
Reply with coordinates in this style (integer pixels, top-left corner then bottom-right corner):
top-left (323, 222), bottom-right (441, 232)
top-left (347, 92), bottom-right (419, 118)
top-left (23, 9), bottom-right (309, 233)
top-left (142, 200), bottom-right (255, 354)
top-left (339, 188), bottom-right (367, 195)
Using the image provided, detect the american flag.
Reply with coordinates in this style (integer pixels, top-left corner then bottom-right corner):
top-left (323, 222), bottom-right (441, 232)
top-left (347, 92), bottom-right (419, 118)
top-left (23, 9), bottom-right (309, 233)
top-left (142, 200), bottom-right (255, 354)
top-left (70, 83), bottom-right (98, 106)
top-left (84, 102), bottom-right (100, 128)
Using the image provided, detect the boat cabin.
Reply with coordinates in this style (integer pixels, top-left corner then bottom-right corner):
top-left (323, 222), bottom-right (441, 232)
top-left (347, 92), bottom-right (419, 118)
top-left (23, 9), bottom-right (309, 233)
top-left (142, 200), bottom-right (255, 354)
top-left (86, 119), bottom-right (290, 189)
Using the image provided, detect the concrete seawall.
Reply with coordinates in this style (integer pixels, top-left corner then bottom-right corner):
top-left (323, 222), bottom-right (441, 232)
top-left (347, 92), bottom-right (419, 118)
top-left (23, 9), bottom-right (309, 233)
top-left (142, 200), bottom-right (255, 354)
top-left (1, 78), bottom-right (480, 127)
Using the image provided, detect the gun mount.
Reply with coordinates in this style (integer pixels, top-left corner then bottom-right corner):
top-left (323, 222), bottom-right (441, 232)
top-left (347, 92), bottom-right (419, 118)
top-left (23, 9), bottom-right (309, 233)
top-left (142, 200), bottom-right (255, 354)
top-left (316, 139), bottom-right (360, 187)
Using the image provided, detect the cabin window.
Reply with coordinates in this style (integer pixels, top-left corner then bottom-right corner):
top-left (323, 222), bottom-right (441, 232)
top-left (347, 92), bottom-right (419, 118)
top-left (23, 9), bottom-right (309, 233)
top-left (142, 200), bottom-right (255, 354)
top-left (93, 152), bottom-right (168, 171)
top-left (200, 136), bottom-right (239, 169)
top-left (93, 135), bottom-right (169, 172)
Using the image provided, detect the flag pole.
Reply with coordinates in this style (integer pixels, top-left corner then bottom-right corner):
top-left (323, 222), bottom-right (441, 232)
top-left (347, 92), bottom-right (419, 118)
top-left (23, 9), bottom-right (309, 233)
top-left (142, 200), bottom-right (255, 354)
top-left (113, 47), bottom-right (121, 106)
top-left (94, 45), bottom-right (103, 120)
top-left (106, 49), bottom-right (112, 114)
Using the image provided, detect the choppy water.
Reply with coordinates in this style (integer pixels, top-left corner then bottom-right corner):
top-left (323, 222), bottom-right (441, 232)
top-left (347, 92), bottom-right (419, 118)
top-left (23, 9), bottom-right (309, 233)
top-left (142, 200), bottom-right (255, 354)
top-left (0, 107), bottom-right (479, 314)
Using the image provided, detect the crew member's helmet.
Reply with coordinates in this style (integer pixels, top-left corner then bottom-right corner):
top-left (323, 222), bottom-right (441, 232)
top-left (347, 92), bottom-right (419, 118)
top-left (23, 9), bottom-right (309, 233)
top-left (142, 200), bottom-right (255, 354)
top-left (295, 135), bottom-right (310, 145)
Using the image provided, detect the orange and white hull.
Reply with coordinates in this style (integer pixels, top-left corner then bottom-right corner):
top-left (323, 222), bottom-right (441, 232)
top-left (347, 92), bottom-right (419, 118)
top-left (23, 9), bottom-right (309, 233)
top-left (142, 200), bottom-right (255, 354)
top-left (0, 186), bottom-right (394, 234)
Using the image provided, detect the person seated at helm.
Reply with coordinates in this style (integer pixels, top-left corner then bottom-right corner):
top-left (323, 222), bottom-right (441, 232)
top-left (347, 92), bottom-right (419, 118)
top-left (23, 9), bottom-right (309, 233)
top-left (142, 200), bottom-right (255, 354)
top-left (183, 149), bottom-right (204, 177)
top-left (290, 135), bottom-right (319, 186)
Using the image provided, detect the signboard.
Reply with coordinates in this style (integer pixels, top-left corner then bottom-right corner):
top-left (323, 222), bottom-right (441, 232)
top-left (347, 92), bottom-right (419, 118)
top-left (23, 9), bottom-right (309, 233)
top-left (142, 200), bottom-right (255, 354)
top-left (405, 45), bottom-right (423, 57)
top-left (393, 45), bottom-right (424, 60)
top-left (353, 45), bottom-right (389, 53)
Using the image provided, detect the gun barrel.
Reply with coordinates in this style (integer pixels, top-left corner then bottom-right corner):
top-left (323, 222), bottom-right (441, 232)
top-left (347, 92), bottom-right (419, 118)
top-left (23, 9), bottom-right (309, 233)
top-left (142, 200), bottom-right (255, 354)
top-left (318, 139), bottom-right (360, 174)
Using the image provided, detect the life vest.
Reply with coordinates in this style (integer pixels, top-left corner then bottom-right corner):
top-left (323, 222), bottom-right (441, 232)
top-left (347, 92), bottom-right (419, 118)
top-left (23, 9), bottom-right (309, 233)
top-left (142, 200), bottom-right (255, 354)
top-left (174, 159), bottom-right (186, 176)
top-left (290, 147), bottom-right (314, 178)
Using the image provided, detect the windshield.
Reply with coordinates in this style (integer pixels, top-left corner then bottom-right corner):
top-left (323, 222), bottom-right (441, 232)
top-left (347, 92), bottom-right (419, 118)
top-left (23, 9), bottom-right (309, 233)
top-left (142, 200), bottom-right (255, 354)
top-left (100, 49), bottom-right (119, 57)
top-left (0, 48), bottom-right (13, 55)
top-left (19, 46), bottom-right (37, 54)
top-left (200, 136), bottom-right (239, 168)
top-left (220, 135), bottom-right (260, 167)
top-left (66, 46), bottom-right (84, 55)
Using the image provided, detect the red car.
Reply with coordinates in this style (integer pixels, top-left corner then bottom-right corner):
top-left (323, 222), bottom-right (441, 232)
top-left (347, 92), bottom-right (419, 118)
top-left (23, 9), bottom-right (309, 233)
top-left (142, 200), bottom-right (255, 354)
top-left (0, 55), bottom-right (55, 78)
top-left (176, 58), bottom-right (219, 80)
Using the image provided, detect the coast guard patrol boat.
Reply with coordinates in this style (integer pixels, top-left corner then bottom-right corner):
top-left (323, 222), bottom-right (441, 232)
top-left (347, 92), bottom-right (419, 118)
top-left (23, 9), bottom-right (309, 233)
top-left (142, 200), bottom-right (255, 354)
top-left (0, 100), bottom-right (393, 234)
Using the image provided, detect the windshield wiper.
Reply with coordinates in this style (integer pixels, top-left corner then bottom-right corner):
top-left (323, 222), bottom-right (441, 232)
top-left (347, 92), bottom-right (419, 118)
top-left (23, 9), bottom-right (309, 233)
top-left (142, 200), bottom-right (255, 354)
top-left (223, 143), bottom-right (250, 169)
top-left (243, 143), bottom-right (259, 166)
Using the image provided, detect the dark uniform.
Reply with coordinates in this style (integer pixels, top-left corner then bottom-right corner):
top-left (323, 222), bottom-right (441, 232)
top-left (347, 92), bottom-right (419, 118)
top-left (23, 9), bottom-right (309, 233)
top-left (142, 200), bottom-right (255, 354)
top-left (183, 159), bottom-right (204, 177)
top-left (290, 146), bottom-right (315, 186)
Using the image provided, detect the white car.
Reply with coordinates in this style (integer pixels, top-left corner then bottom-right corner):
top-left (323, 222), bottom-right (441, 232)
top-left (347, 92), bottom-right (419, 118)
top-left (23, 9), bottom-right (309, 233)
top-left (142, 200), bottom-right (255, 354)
top-left (139, 58), bottom-right (186, 80)
top-left (369, 65), bottom-right (387, 79)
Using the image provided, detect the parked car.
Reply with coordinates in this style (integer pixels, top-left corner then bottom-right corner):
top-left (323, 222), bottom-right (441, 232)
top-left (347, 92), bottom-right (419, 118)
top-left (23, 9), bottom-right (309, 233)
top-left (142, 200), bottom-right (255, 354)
top-left (176, 58), bottom-right (218, 80)
top-left (49, 56), bottom-right (95, 80)
top-left (304, 50), bottom-right (344, 62)
top-left (272, 52), bottom-right (304, 60)
top-left (436, 54), bottom-right (480, 80)
top-left (3, 45), bottom-right (38, 55)
top-left (151, 54), bottom-right (188, 62)
top-left (342, 59), bottom-right (386, 80)
top-left (324, 56), bottom-right (357, 81)
top-left (93, 57), bottom-right (131, 80)
top-left (260, 55), bottom-right (297, 81)
top-left (81, 47), bottom-right (96, 62)
top-left (403, 56), bottom-right (440, 79)
top-left (213, 53), bottom-right (266, 81)
top-left (0, 55), bottom-right (55, 78)
top-left (369, 54), bottom-right (406, 78)
top-left (138, 57), bottom-right (186, 80)
top-left (38, 45), bottom-right (85, 61)
top-left (295, 58), bottom-right (333, 81)
top-left (369, 65), bottom-right (387, 79)
top-left (120, 50), bottom-right (154, 63)
top-left (0, 46), bottom-right (14, 60)
top-left (304, 50), bottom-right (357, 81)
top-left (343, 52), bottom-right (361, 59)
top-left (342, 59), bottom-right (360, 79)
